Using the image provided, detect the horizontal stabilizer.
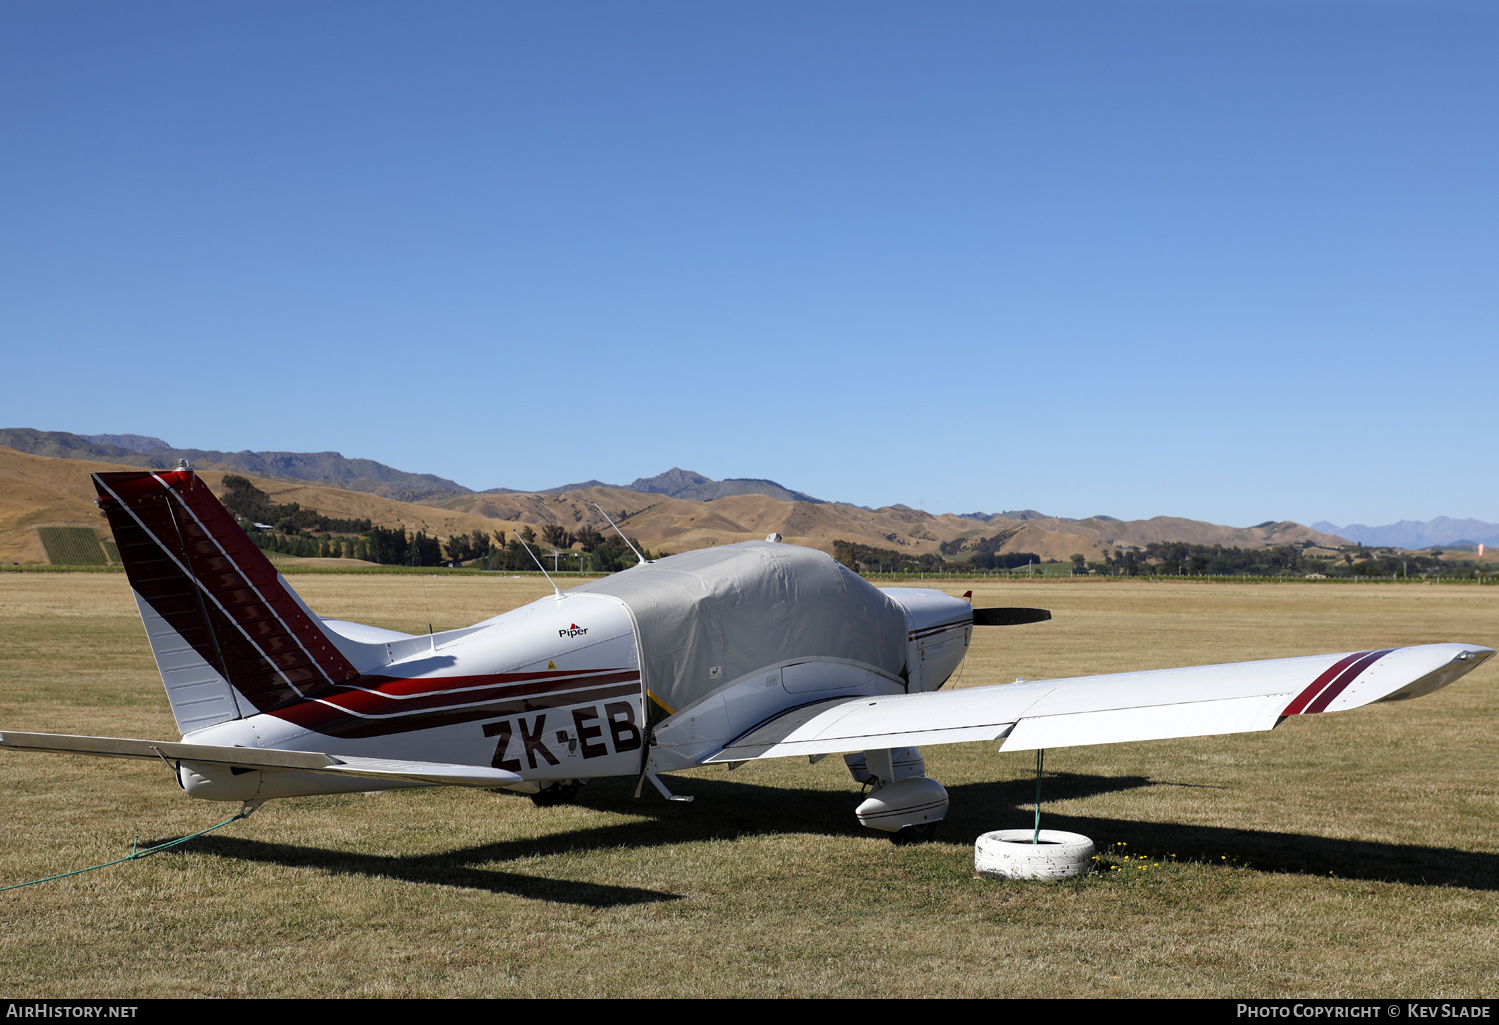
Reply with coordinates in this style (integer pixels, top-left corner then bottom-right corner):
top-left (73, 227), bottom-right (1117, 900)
top-left (703, 643), bottom-right (1493, 763)
top-left (0, 731), bottom-right (523, 788)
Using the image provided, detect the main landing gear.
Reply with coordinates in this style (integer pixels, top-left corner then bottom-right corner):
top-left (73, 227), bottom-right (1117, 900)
top-left (846, 748), bottom-right (949, 844)
top-left (890, 821), bottom-right (941, 845)
top-left (528, 779), bottom-right (584, 807)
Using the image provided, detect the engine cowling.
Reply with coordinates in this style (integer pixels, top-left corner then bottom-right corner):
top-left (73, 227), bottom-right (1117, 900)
top-left (881, 588), bottom-right (972, 693)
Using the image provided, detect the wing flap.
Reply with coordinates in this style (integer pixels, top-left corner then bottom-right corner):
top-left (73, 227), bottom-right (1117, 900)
top-left (0, 731), bottom-right (523, 788)
top-left (1000, 693), bottom-right (1287, 751)
top-left (706, 694), bottom-right (1020, 761)
top-left (703, 643), bottom-right (1493, 763)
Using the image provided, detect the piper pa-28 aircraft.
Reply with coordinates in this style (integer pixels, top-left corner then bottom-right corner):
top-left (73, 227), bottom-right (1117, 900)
top-left (1, 468), bottom-right (1492, 842)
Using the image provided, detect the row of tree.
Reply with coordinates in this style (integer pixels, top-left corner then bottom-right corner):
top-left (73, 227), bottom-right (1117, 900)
top-left (938, 528), bottom-right (1021, 559)
top-left (936, 529), bottom-right (1044, 570)
top-left (1099, 543), bottom-right (1455, 577)
top-left (219, 475), bottom-right (372, 534)
top-left (1328, 551), bottom-right (1449, 577)
top-left (365, 526), bottom-right (444, 566)
top-left (1104, 543), bottom-right (1310, 576)
top-left (219, 472), bottom-right (659, 571)
top-left (251, 519), bottom-right (659, 571)
top-left (834, 540), bottom-right (949, 573)
top-left (215, 477), bottom-right (1480, 580)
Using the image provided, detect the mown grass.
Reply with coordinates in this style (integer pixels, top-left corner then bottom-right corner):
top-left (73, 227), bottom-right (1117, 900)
top-left (0, 573), bottom-right (1495, 997)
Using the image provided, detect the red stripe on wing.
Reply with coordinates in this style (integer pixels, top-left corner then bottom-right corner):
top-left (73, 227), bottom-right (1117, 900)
top-left (1282, 652), bottom-right (1368, 716)
top-left (1281, 649), bottom-right (1395, 716)
top-left (1304, 649), bottom-right (1394, 714)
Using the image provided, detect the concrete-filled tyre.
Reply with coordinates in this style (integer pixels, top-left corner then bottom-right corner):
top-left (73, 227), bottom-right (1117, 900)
top-left (974, 829), bottom-right (1095, 880)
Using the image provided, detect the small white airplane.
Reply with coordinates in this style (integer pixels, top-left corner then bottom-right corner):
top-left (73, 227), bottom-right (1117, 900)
top-left (1, 468), bottom-right (1492, 842)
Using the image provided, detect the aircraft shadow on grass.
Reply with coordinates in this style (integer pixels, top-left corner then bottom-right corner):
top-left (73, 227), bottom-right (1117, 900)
top-left (157, 770), bottom-right (1499, 904)
top-left (939, 774), bottom-right (1499, 892)
top-left (184, 832), bottom-right (679, 908)
top-left (29, 470), bottom-right (1492, 907)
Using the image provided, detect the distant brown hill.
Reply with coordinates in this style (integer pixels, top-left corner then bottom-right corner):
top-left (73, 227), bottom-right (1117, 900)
top-left (1, 444), bottom-right (1349, 567)
top-left (623, 467), bottom-right (826, 504)
top-left (0, 428), bottom-right (468, 501)
top-left (0, 448), bottom-right (132, 564)
top-left (0, 447), bottom-right (515, 565)
top-left (0, 432), bottom-right (829, 506)
top-left (942, 513), bottom-right (1344, 556)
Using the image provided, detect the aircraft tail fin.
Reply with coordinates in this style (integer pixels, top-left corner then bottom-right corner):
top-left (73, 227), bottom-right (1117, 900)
top-left (92, 468), bottom-right (359, 733)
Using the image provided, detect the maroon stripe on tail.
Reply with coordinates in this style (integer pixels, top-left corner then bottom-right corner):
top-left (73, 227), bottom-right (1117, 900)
top-left (93, 469), bottom-right (357, 713)
top-left (1304, 648), bottom-right (1394, 714)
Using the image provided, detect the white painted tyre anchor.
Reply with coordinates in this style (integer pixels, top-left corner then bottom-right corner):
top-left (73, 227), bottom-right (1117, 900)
top-left (974, 829), bottom-right (1096, 880)
top-left (975, 747), bottom-right (1095, 880)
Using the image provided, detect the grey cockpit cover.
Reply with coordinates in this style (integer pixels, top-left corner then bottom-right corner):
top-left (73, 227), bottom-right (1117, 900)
top-left (570, 541), bottom-right (906, 716)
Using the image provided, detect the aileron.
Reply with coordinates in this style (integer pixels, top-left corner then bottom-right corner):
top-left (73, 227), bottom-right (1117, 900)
top-left (703, 643), bottom-right (1493, 763)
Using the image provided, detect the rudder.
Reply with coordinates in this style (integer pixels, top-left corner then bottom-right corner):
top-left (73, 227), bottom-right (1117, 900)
top-left (93, 468), bottom-right (358, 733)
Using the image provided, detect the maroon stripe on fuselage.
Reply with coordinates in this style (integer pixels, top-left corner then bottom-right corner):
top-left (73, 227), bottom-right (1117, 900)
top-left (307, 668), bottom-right (640, 717)
top-left (347, 667), bottom-right (638, 700)
top-left (1304, 649), bottom-right (1393, 714)
top-left (270, 676), bottom-right (641, 738)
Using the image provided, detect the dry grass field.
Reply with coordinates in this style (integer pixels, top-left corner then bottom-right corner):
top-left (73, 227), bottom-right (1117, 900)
top-left (1, 572), bottom-right (1495, 998)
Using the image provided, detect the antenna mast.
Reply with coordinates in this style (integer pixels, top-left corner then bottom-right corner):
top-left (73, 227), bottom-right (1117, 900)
top-left (593, 503), bottom-right (650, 565)
top-left (515, 533), bottom-right (563, 598)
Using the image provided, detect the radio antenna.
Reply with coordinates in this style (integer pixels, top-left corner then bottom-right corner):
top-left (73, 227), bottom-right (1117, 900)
top-left (515, 532), bottom-right (563, 598)
top-left (593, 503), bottom-right (650, 565)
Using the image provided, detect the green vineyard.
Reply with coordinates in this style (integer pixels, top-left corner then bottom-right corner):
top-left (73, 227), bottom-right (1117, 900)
top-left (37, 527), bottom-right (111, 566)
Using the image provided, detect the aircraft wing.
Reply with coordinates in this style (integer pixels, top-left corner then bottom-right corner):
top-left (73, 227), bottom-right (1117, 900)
top-left (703, 642), bottom-right (1494, 763)
top-left (0, 732), bottom-right (523, 788)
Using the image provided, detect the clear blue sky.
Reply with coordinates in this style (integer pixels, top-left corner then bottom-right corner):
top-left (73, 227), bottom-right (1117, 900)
top-left (3, 1), bottom-right (1494, 527)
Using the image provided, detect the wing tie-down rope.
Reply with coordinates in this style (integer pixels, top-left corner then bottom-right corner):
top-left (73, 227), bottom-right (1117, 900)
top-left (1033, 748), bottom-right (1045, 844)
top-left (0, 805), bottom-right (255, 893)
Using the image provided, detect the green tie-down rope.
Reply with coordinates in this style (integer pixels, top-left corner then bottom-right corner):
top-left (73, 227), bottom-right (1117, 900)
top-left (1033, 748), bottom-right (1045, 844)
top-left (1, 809), bottom-right (251, 892)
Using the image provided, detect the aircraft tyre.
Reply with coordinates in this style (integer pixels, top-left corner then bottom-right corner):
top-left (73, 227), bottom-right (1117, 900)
top-left (974, 829), bottom-right (1095, 880)
top-left (529, 780), bottom-right (582, 807)
top-left (889, 821), bottom-right (940, 845)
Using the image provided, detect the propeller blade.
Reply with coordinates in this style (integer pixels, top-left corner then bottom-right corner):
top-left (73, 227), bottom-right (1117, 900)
top-left (971, 607), bottom-right (1051, 626)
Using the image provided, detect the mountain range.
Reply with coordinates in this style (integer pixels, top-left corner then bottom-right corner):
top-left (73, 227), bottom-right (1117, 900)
top-left (501, 467), bottom-right (828, 505)
top-left (1312, 518), bottom-right (1499, 549)
top-left (0, 428), bottom-right (1411, 568)
top-left (2, 429), bottom-right (836, 507)
top-left (13, 430), bottom-right (1458, 542)
top-left (0, 428), bottom-right (467, 502)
